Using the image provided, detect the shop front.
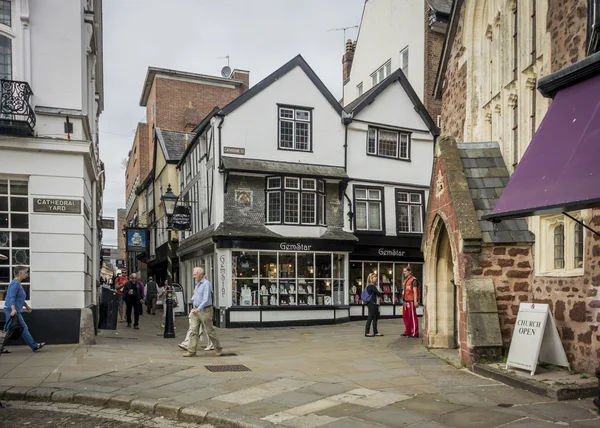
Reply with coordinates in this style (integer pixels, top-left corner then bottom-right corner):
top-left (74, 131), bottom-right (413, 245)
top-left (349, 235), bottom-right (424, 319)
top-left (214, 236), bottom-right (355, 328)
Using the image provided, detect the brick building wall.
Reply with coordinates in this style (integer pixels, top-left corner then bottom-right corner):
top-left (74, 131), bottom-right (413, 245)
top-left (124, 123), bottom-right (148, 222)
top-left (423, 3), bottom-right (444, 124)
top-left (117, 208), bottom-right (126, 252)
top-left (547, 0), bottom-right (588, 72)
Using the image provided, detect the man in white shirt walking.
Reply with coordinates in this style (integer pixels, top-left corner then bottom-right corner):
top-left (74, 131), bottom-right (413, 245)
top-left (183, 267), bottom-right (222, 357)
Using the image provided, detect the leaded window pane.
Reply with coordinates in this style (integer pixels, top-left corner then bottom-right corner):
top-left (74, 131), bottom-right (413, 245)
top-left (368, 190), bottom-right (380, 200)
top-left (295, 121), bottom-right (310, 151)
top-left (0, 1), bottom-right (9, 27)
top-left (0, 35), bottom-right (11, 81)
top-left (398, 204), bottom-right (409, 233)
top-left (367, 129), bottom-right (377, 154)
top-left (267, 177), bottom-right (281, 189)
top-left (355, 201), bottom-right (367, 230)
top-left (285, 178), bottom-right (299, 189)
top-left (302, 179), bottom-right (316, 190)
top-left (284, 191), bottom-right (299, 223)
top-left (280, 108), bottom-right (293, 119)
top-left (355, 189), bottom-right (367, 199)
top-left (279, 120), bottom-right (294, 148)
top-left (400, 134), bottom-right (409, 159)
top-left (410, 193), bottom-right (421, 203)
top-left (267, 192), bottom-right (281, 223)
top-left (378, 130), bottom-right (398, 157)
top-left (368, 202), bottom-right (381, 230)
top-left (301, 193), bottom-right (316, 224)
top-left (553, 225), bottom-right (565, 269)
top-left (295, 110), bottom-right (310, 121)
top-left (574, 223), bottom-right (584, 268)
top-left (410, 205), bottom-right (422, 233)
top-left (318, 194), bottom-right (325, 225)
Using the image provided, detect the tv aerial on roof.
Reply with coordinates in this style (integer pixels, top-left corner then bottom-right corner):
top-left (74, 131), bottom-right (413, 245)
top-left (218, 55), bottom-right (232, 78)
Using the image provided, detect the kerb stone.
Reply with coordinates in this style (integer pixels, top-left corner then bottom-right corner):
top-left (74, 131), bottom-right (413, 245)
top-left (26, 387), bottom-right (58, 402)
top-left (154, 401), bottom-right (184, 419)
top-left (130, 398), bottom-right (158, 414)
top-left (51, 390), bottom-right (75, 403)
top-left (4, 386), bottom-right (31, 400)
top-left (73, 391), bottom-right (112, 406)
top-left (107, 395), bottom-right (135, 409)
top-left (179, 405), bottom-right (209, 424)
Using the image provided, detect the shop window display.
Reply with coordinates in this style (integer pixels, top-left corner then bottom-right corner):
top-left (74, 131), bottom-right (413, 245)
top-left (349, 261), bottom-right (423, 305)
top-left (232, 251), bottom-right (345, 307)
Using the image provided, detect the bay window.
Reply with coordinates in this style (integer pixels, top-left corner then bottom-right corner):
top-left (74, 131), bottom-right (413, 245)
top-left (266, 176), bottom-right (325, 225)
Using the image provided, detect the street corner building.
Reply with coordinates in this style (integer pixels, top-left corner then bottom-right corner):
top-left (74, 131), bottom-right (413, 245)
top-left (176, 53), bottom-right (438, 328)
top-left (0, 0), bottom-right (105, 344)
top-left (423, 0), bottom-right (600, 373)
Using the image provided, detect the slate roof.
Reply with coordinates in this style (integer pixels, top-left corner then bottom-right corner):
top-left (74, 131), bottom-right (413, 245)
top-left (156, 128), bottom-right (192, 162)
top-left (427, 0), bottom-right (452, 15)
top-left (457, 142), bottom-right (534, 244)
top-left (221, 156), bottom-right (348, 179)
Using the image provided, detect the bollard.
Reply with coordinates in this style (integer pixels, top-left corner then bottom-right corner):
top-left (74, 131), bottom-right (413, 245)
top-left (163, 289), bottom-right (176, 338)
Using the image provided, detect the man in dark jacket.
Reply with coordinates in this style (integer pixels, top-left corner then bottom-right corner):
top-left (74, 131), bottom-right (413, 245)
top-left (123, 273), bottom-right (144, 329)
top-left (144, 276), bottom-right (158, 315)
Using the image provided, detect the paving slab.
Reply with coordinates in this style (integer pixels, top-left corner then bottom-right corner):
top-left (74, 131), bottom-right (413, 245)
top-left (434, 407), bottom-right (523, 428)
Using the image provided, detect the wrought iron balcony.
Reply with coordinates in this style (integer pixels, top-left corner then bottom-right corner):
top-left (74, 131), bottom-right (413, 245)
top-left (0, 79), bottom-right (35, 136)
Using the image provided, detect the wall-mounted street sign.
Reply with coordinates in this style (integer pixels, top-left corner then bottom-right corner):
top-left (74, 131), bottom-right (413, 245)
top-left (171, 205), bottom-right (191, 231)
top-left (125, 228), bottom-right (149, 252)
top-left (33, 198), bottom-right (81, 214)
top-left (101, 218), bottom-right (115, 229)
top-left (223, 146), bottom-right (245, 155)
top-left (505, 303), bottom-right (569, 375)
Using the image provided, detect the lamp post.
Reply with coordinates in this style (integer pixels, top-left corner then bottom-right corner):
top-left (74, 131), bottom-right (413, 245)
top-left (160, 183), bottom-right (178, 339)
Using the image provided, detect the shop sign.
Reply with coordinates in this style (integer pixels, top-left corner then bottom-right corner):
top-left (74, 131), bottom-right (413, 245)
top-left (280, 242), bottom-right (312, 251)
top-left (378, 248), bottom-right (406, 257)
top-left (506, 303), bottom-right (569, 375)
top-left (33, 198), bottom-right (81, 214)
top-left (125, 228), bottom-right (149, 252)
top-left (223, 146), bottom-right (245, 155)
top-left (101, 218), bottom-right (115, 229)
top-left (171, 206), bottom-right (191, 231)
top-left (116, 259), bottom-right (126, 268)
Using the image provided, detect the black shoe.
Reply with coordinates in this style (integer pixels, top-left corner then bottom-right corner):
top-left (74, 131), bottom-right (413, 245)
top-left (33, 342), bottom-right (46, 352)
top-left (127, 324), bottom-right (132, 328)
top-left (401, 334), bottom-right (409, 337)
top-left (134, 325), bottom-right (139, 330)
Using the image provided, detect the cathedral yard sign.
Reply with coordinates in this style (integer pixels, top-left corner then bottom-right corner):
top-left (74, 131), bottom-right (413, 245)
top-left (33, 198), bottom-right (82, 214)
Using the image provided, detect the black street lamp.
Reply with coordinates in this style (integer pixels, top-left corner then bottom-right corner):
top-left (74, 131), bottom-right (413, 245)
top-left (160, 183), bottom-right (178, 339)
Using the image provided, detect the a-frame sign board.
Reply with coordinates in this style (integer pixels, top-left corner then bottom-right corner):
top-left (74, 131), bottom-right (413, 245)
top-left (506, 303), bottom-right (569, 376)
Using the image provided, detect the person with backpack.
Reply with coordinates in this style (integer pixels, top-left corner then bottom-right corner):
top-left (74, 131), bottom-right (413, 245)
top-left (363, 272), bottom-right (383, 337)
top-left (2, 265), bottom-right (45, 353)
top-left (144, 276), bottom-right (159, 315)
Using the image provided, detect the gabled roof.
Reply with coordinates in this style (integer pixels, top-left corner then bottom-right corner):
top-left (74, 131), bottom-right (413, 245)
top-left (219, 55), bottom-right (343, 116)
top-left (344, 68), bottom-right (440, 136)
top-left (434, 0), bottom-right (464, 99)
top-left (155, 128), bottom-right (192, 165)
top-left (177, 107), bottom-right (220, 168)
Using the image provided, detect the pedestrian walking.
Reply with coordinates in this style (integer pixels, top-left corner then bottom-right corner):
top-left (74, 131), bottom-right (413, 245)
top-left (144, 276), bottom-right (158, 315)
top-left (123, 273), bottom-right (144, 329)
top-left (1, 265), bottom-right (45, 353)
top-left (183, 267), bottom-right (222, 357)
top-left (178, 320), bottom-right (213, 351)
top-left (401, 267), bottom-right (420, 338)
top-left (115, 270), bottom-right (128, 322)
top-left (364, 272), bottom-right (383, 337)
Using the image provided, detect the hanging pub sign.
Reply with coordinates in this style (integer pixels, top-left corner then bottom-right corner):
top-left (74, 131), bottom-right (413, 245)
top-left (125, 228), bottom-right (149, 252)
top-left (101, 247), bottom-right (111, 258)
top-left (171, 205), bottom-right (191, 231)
top-left (116, 259), bottom-right (126, 268)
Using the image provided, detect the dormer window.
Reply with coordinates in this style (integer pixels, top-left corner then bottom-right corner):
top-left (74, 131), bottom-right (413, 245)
top-left (278, 105), bottom-right (312, 152)
top-left (0, 1), bottom-right (10, 27)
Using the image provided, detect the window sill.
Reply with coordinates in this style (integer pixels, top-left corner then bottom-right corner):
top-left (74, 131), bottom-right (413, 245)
top-left (367, 153), bottom-right (411, 162)
top-left (535, 268), bottom-right (584, 278)
top-left (277, 147), bottom-right (313, 153)
top-left (355, 229), bottom-right (386, 235)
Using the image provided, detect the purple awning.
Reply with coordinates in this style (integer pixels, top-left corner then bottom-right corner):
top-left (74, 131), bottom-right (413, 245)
top-left (484, 73), bottom-right (600, 221)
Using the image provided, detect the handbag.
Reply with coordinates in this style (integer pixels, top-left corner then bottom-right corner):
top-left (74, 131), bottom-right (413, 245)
top-left (4, 316), bottom-right (23, 341)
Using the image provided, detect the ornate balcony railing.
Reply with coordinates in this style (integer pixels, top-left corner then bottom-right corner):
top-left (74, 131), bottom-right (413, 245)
top-left (0, 79), bottom-right (35, 135)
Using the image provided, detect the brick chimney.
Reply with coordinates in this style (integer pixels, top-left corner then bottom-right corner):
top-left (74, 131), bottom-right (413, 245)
top-left (232, 69), bottom-right (250, 93)
top-left (342, 39), bottom-right (356, 82)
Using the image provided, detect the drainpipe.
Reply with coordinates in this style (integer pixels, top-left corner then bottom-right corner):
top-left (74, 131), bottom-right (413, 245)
top-left (91, 169), bottom-right (104, 305)
top-left (217, 115), bottom-right (225, 169)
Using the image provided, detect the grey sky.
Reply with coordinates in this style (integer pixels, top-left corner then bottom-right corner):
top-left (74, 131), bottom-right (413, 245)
top-left (100, 0), bottom-right (363, 247)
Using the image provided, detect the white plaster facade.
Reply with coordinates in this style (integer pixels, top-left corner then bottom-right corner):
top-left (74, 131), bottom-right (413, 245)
top-left (343, 0), bottom-right (426, 106)
top-left (0, 0), bottom-right (104, 310)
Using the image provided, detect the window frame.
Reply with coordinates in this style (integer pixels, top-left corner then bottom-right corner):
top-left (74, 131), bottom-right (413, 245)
top-left (365, 126), bottom-right (412, 161)
top-left (353, 185), bottom-right (385, 234)
top-left (370, 59), bottom-right (392, 86)
top-left (277, 104), bottom-right (313, 153)
top-left (0, 0), bottom-right (11, 28)
top-left (265, 175), bottom-right (326, 226)
top-left (395, 188), bottom-right (425, 236)
top-left (399, 47), bottom-right (409, 78)
top-left (356, 82), bottom-right (363, 97)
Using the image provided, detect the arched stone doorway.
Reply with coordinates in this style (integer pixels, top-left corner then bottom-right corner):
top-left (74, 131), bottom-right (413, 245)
top-left (426, 216), bottom-right (457, 349)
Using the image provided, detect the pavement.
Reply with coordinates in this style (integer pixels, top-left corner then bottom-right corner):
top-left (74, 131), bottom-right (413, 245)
top-left (0, 312), bottom-right (599, 427)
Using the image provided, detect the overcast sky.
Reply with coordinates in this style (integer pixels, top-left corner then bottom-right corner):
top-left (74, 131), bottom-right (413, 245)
top-left (100, 0), bottom-right (364, 247)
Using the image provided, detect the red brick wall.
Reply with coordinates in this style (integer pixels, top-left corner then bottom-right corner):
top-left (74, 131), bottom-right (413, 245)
top-left (423, 3), bottom-right (444, 124)
top-left (154, 77), bottom-right (244, 135)
top-left (124, 123), bottom-right (149, 202)
top-left (547, 0), bottom-right (589, 72)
